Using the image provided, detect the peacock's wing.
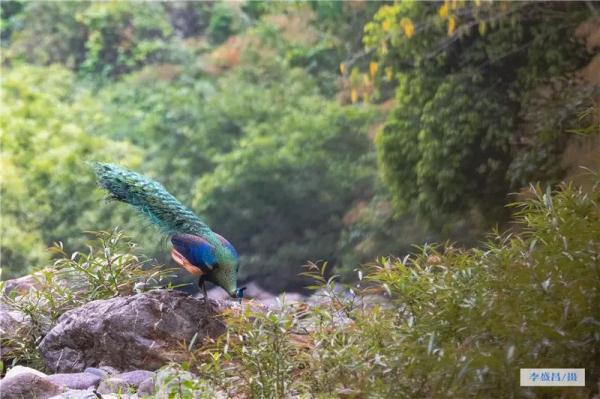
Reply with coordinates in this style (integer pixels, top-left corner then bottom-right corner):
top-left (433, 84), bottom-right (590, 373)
top-left (171, 234), bottom-right (217, 274)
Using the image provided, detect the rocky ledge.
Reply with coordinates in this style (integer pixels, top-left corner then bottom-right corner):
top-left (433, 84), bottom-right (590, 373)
top-left (0, 289), bottom-right (251, 398)
top-left (38, 289), bottom-right (235, 373)
top-left (0, 365), bottom-right (217, 398)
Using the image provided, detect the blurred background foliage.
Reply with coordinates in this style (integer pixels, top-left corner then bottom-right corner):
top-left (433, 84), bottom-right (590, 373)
top-left (1, 1), bottom-right (598, 292)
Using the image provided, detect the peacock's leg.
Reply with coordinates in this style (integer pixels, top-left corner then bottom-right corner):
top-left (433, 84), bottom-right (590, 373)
top-left (199, 277), bottom-right (209, 310)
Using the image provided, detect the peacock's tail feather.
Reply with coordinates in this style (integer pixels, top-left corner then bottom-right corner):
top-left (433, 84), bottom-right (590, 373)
top-left (93, 163), bottom-right (211, 236)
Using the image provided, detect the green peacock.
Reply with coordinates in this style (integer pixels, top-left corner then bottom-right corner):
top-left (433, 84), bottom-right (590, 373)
top-left (93, 163), bottom-right (245, 300)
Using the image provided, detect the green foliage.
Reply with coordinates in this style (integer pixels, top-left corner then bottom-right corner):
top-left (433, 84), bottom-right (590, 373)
top-left (0, 0), bottom-right (25, 43)
top-left (4, 2), bottom-right (88, 68)
top-left (0, 230), bottom-right (174, 369)
top-left (0, 65), bottom-right (143, 279)
top-left (378, 73), bottom-right (514, 222)
top-left (76, 2), bottom-right (174, 77)
top-left (153, 365), bottom-right (223, 399)
top-left (5, 2), bottom-right (189, 78)
top-left (365, 1), bottom-right (592, 224)
top-left (207, 2), bottom-right (239, 45)
top-left (509, 83), bottom-right (600, 188)
top-left (186, 179), bottom-right (600, 398)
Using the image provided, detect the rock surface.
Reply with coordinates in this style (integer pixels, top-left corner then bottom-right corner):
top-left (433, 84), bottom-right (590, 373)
top-left (49, 389), bottom-right (99, 399)
top-left (114, 370), bottom-right (155, 387)
top-left (3, 365), bottom-right (48, 379)
top-left (82, 367), bottom-right (110, 379)
top-left (97, 377), bottom-right (130, 395)
top-left (0, 305), bottom-right (32, 359)
top-left (38, 290), bottom-right (228, 372)
top-left (0, 371), bottom-right (63, 399)
top-left (46, 372), bottom-right (101, 390)
top-left (49, 390), bottom-right (139, 399)
top-left (137, 377), bottom-right (156, 396)
top-left (2, 272), bottom-right (45, 296)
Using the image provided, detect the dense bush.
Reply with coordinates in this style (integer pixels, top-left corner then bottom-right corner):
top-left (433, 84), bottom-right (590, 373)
top-left (365, 1), bottom-right (593, 224)
top-left (185, 179), bottom-right (599, 398)
top-left (0, 65), bottom-right (143, 279)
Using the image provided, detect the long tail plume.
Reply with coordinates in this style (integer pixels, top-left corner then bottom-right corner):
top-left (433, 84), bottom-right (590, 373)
top-left (93, 163), bottom-right (211, 236)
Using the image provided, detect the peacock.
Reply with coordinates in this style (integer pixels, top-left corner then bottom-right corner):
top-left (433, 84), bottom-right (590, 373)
top-left (93, 163), bottom-right (245, 301)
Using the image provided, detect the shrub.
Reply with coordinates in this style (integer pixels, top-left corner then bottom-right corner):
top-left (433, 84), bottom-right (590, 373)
top-left (185, 178), bottom-right (599, 398)
top-left (365, 1), bottom-right (592, 225)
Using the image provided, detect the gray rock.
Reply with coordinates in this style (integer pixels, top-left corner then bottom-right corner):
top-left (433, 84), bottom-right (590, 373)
top-left (48, 389), bottom-right (98, 399)
top-left (137, 377), bottom-right (155, 396)
top-left (38, 290), bottom-right (229, 373)
top-left (97, 377), bottom-right (130, 395)
top-left (2, 272), bottom-right (44, 296)
top-left (100, 366), bottom-right (121, 375)
top-left (52, 393), bottom-right (138, 399)
top-left (47, 373), bottom-right (101, 390)
top-left (83, 367), bottom-right (108, 379)
top-left (0, 372), bottom-right (63, 399)
top-left (114, 370), bottom-right (154, 388)
top-left (0, 305), bottom-right (32, 359)
top-left (3, 365), bottom-right (47, 379)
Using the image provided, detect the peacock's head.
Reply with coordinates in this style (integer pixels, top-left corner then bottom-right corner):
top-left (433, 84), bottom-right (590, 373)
top-left (232, 286), bottom-right (247, 300)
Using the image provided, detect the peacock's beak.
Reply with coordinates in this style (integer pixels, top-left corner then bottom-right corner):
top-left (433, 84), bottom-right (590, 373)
top-left (232, 286), bottom-right (247, 301)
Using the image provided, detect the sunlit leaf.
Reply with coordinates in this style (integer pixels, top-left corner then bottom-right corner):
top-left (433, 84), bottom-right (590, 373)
top-left (401, 18), bottom-right (415, 38)
top-left (448, 16), bottom-right (456, 35)
top-left (478, 21), bottom-right (487, 36)
top-left (369, 62), bottom-right (378, 78)
top-left (385, 67), bottom-right (394, 81)
top-left (351, 89), bottom-right (359, 104)
top-left (438, 2), bottom-right (449, 19)
top-left (382, 19), bottom-right (392, 33)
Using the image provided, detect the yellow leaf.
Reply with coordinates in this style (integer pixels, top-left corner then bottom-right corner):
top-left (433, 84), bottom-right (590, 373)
top-left (363, 74), bottom-right (370, 85)
top-left (478, 21), bottom-right (487, 36)
top-left (339, 63), bottom-right (346, 75)
top-left (363, 92), bottom-right (370, 103)
top-left (475, 0), bottom-right (481, 7)
top-left (385, 67), bottom-right (393, 81)
top-left (401, 18), bottom-right (415, 38)
top-left (369, 62), bottom-right (378, 78)
top-left (351, 89), bottom-right (358, 104)
top-left (438, 2), bottom-right (448, 18)
top-left (448, 16), bottom-right (456, 36)
top-left (382, 19), bottom-right (392, 33)
top-left (380, 42), bottom-right (389, 55)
